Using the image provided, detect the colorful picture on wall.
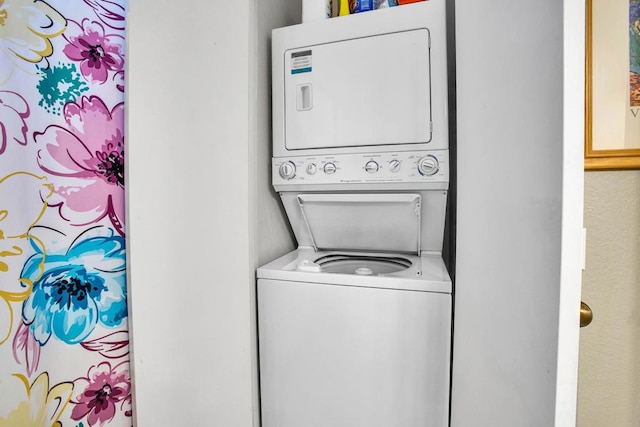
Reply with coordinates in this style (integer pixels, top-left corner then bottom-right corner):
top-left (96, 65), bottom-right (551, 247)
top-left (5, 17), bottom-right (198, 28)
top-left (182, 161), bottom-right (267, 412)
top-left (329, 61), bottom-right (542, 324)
top-left (630, 0), bottom-right (640, 106)
top-left (585, 0), bottom-right (640, 169)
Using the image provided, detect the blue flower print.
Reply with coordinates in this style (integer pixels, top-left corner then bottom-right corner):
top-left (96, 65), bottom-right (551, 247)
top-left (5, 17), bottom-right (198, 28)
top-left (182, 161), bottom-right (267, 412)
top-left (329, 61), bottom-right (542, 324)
top-left (21, 230), bottom-right (127, 345)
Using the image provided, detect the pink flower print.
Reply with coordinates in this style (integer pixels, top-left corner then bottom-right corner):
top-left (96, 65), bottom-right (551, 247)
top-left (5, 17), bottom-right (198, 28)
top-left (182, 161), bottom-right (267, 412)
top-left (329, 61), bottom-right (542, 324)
top-left (34, 96), bottom-right (125, 235)
top-left (84, 0), bottom-right (127, 30)
top-left (121, 393), bottom-right (133, 417)
top-left (63, 19), bottom-right (124, 84)
top-left (71, 361), bottom-right (131, 426)
top-left (0, 91), bottom-right (30, 155)
top-left (113, 69), bottom-right (125, 92)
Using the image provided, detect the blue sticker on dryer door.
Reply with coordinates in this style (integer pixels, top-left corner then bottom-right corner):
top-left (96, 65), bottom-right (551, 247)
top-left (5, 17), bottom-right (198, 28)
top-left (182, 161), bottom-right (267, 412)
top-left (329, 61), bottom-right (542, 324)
top-left (291, 50), bottom-right (312, 74)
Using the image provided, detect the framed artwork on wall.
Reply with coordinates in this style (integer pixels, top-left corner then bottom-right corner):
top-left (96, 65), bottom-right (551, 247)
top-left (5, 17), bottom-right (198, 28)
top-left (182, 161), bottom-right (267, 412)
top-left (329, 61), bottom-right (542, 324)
top-left (585, 0), bottom-right (640, 170)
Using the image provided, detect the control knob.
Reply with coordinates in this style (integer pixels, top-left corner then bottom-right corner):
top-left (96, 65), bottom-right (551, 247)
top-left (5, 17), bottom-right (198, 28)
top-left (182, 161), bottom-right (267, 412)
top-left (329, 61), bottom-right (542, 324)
top-left (324, 162), bottom-right (337, 174)
top-left (365, 160), bottom-right (379, 173)
top-left (306, 163), bottom-right (317, 175)
top-left (389, 159), bottom-right (401, 173)
top-left (417, 155), bottom-right (439, 176)
top-left (279, 161), bottom-right (296, 180)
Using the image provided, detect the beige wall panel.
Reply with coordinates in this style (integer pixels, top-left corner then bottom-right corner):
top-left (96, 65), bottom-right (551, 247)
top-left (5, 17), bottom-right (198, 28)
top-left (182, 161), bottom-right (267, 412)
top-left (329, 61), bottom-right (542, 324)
top-left (578, 171), bottom-right (640, 426)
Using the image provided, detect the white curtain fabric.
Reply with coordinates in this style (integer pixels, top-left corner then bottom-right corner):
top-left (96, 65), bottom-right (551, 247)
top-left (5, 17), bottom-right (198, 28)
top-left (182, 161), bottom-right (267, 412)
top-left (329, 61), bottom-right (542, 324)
top-left (0, 1), bottom-right (131, 425)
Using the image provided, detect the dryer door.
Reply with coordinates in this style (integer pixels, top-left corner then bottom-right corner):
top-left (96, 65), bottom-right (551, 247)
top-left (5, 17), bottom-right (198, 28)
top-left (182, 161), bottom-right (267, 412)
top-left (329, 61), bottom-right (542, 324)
top-left (283, 29), bottom-right (432, 151)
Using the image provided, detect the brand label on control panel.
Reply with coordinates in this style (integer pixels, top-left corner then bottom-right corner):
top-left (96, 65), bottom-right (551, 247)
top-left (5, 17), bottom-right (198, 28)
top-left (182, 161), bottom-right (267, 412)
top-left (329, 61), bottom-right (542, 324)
top-left (291, 50), bottom-right (312, 74)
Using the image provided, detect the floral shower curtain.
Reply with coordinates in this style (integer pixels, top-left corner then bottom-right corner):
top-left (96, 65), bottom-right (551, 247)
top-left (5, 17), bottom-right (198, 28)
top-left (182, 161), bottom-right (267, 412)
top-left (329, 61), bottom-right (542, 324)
top-left (0, 1), bottom-right (131, 426)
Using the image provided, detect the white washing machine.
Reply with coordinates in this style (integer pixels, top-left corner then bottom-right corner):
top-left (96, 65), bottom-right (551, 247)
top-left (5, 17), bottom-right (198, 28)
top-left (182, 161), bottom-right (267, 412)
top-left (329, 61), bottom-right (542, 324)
top-left (258, 249), bottom-right (451, 427)
top-left (259, 1), bottom-right (452, 425)
top-left (258, 190), bottom-right (452, 427)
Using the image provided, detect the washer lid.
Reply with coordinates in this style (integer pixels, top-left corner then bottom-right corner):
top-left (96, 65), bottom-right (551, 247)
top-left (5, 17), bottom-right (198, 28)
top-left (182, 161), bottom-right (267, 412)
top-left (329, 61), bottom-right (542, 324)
top-left (296, 193), bottom-right (421, 254)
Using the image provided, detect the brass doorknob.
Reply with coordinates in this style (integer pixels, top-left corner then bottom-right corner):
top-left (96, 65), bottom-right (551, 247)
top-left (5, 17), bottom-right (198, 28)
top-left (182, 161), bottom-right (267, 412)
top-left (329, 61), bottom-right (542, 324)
top-left (580, 301), bottom-right (593, 327)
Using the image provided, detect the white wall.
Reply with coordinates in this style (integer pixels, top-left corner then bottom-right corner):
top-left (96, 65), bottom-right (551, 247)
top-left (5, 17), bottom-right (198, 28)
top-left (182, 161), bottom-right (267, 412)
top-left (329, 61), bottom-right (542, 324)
top-left (127, 0), bottom-right (583, 424)
top-left (126, 0), bottom-right (298, 425)
top-left (451, 0), bottom-right (583, 425)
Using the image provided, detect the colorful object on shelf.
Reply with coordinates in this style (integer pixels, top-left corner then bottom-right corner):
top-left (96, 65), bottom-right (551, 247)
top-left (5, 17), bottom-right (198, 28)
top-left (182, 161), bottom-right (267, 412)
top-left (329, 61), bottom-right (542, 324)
top-left (329, 0), bottom-right (340, 17)
top-left (331, 0), bottom-right (424, 18)
top-left (350, 0), bottom-right (374, 13)
top-left (339, 0), bottom-right (350, 15)
top-left (375, 0), bottom-right (398, 8)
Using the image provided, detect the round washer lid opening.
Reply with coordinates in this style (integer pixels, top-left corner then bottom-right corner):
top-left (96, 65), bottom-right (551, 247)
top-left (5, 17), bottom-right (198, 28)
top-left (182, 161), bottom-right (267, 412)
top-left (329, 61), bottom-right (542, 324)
top-left (315, 253), bottom-right (413, 275)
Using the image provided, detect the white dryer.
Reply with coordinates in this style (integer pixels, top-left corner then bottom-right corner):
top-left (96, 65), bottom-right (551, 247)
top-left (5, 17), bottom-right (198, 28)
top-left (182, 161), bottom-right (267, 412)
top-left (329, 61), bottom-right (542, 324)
top-left (259, 1), bottom-right (452, 426)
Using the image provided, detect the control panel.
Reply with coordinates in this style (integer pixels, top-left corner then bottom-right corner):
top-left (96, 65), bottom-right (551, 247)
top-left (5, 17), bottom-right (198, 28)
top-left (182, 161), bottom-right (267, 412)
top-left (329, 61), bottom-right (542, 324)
top-left (273, 150), bottom-right (449, 186)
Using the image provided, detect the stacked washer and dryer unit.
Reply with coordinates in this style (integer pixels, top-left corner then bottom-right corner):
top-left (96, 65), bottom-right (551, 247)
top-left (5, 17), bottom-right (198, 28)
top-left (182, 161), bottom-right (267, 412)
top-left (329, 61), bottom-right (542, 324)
top-left (257, 1), bottom-right (452, 426)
